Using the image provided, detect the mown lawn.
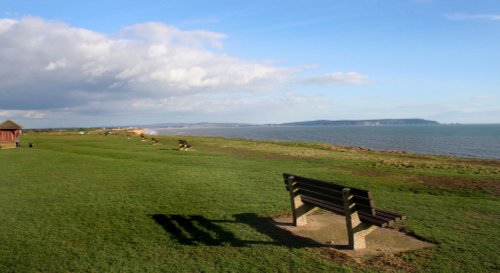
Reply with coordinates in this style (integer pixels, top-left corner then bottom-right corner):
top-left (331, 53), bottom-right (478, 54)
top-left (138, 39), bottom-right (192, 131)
top-left (0, 133), bottom-right (498, 272)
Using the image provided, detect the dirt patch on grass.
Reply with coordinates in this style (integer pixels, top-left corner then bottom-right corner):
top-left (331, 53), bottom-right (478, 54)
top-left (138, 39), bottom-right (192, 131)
top-left (364, 253), bottom-right (417, 272)
top-left (315, 247), bottom-right (433, 273)
top-left (418, 175), bottom-right (500, 196)
top-left (363, 248), bottom-right (436, 273)
top-left (315, 247), bottom-right (359, 266)
top-left (271, 211), bottom-right (435, 272)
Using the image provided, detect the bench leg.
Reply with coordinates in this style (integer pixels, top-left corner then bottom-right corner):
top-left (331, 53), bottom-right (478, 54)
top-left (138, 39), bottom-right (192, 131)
top-left (343, 188), bottom-right (376, 250)
top-left (293, 202), bottom-right (316, 226)
top-left (348, 221), bottom-right (376, 250)
top-left (287, 177), bottom-right (316, 226)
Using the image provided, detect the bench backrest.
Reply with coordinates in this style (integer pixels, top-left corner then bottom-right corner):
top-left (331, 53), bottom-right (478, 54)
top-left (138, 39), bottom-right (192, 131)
top-left (282, 173), bottom-right (376, 215)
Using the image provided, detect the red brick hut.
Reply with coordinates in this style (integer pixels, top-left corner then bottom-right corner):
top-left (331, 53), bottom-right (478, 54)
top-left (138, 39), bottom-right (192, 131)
top-left (0, 120), bottom-right (22, 149)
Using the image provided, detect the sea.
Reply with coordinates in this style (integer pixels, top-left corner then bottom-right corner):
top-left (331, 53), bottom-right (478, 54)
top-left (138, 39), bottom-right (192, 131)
top-left (151, 124), bottom-right (500, 160)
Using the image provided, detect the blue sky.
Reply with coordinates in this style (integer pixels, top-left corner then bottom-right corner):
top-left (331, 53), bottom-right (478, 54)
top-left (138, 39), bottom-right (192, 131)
top-left (1, 0), bottom-right (499, 127)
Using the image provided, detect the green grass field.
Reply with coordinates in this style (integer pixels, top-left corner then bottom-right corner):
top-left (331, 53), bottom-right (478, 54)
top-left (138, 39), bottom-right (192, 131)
top-left (1, 133), bottom-right (499, 272)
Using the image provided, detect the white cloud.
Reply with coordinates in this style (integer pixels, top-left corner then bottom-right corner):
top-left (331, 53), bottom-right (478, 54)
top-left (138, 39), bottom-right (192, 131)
top-left (22, 111), bottom-right (46, 119)
top-left (300, 72), bottom-right (373, 86)
top-left (446, 13), bottom-right (500, 21)
top-left (0, 16), bottom-right (380, 127)
top-left (0, 18), bottom-right (16, 33)
top-left (119, 22), bottom-right (227, 48)
top-left (0, 17), bottom-right (292, 114)
top-left (0, 110), bottom-right (46, 119)
top-left (44, 59), bottom-right (67, 71)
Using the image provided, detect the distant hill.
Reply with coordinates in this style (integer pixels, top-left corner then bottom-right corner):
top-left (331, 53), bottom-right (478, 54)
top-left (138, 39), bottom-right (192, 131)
top-left (280, 119), bottom-right (439, 126)
top-left (140, 119), bottom-right (439, 129)
top-left (144, 122), bottom-right (255, 128)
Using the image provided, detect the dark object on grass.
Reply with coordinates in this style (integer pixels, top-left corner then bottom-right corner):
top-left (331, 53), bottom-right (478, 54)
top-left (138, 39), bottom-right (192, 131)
top-left (178, 140), bottom-right (192, 150)
top-left (29, 142), bottom-right (33, 148)
top-left (16, 141), bottom-right (20, 148)
top-left (282, 173), bottom-right (406, 250)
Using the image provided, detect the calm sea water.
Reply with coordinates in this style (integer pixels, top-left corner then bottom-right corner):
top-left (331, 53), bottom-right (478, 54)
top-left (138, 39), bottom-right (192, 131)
top-left (153, 125), bottom-right (500, 159)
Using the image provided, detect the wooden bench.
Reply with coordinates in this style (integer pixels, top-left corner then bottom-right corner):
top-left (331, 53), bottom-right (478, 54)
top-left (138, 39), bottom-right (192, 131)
top-left (178, 140), bottom-right (192, 150)
top-left (283, 173), bottom-right (406, 249)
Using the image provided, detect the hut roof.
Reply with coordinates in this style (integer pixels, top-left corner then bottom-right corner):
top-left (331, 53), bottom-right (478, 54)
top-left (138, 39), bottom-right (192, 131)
top-left (0, 120), bottom-right (23, 130)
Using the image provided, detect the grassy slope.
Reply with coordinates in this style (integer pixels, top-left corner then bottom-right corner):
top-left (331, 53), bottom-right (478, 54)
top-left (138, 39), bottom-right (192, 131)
top-left (0, 133), bottom-right (498, 272)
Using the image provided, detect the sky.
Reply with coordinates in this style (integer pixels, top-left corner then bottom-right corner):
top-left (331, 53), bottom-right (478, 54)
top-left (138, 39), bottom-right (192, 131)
top-left (0, 0), bottom-right (499, 128)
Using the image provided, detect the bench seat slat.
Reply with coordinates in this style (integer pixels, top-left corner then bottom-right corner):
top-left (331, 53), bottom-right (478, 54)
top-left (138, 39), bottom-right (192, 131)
top-left (375, 210), bottom-right (401, 220)
top-left (297, 190), bottom-right (375, 215)
top-left (359, 214), bottom-right (389, 228)
top-left (300, 196), bottom-right (390, 227)
top-left (283, 173), bottom-right (371, 198)
top-left (298, 178), bottom-right (369, 198)
top-left (285, 187), bottom-right (374, 211)
top-left (286, 186), bottom-right (375, 208)
top-left (300, 195), bottom-right (347, 215)
top-left (298, 188), bottom-right (374, 209)
top-left (365, 212), bottom-right (394, 226)
top-left (296, 183), bottom-right (375, 205)
top-left (285, 184), bottom-right (343, 199)
top-left (375, 209), bottom-right (407, 221)
top-left (298, 188), bottom-right (344, 205)
top-left (295, 183), bottom-right (344, 197)
top-left (285, 183), bottom-right (375, 210)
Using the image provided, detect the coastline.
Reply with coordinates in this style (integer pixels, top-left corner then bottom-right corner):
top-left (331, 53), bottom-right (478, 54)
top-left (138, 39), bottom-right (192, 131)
top-left (148, 124), bottom-right (500, 160)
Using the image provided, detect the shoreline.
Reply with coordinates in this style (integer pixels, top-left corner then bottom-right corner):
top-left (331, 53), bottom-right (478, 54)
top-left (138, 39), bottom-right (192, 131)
top-left (147, 125), bottom-right (500, 161)
top-left (143, 132), bottom-right (500, 163)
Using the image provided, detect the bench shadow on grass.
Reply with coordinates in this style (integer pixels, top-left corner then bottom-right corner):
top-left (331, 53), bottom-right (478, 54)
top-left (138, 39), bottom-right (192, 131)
top-left (151, 213), bottom-right (326, 248)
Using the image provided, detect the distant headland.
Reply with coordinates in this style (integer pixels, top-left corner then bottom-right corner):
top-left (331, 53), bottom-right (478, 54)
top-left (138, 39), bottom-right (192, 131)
top-left (279, 119), bottom-right (439, 126)
top-left (146, 119), bottom-right (439, 129)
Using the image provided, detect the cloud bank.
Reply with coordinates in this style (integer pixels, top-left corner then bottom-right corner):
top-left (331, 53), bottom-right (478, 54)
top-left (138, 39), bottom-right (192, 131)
top-left (0, 17), bottom-right (292, 122)
top-left (0, 17), bottom-right (374, 127)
